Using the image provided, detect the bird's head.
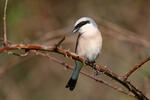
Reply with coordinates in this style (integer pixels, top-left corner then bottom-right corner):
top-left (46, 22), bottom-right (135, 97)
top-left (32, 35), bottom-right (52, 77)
top-left (72, 17), bottom-right (98, 34)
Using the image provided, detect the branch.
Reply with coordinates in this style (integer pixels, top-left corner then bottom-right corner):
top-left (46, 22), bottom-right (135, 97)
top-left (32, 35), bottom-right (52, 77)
top-left (31, 50), bottom-right (135, 97)
top-left (123, 57), bottom-right (150, 81)
top-left (0, 41), bottom-right (149, 100)
top-left (3, 0), bottom-right (8, 45)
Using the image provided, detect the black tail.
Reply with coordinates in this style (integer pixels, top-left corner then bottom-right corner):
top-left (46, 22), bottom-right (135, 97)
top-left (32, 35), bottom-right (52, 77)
top-left (66, 78), bottom-right (77, 91)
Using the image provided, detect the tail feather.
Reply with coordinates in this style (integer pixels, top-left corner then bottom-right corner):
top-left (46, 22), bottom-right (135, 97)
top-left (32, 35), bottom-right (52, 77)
top-left (66, 78), bottom-right (77, 91)
top-left (66, 61), bottom-right (83, 91)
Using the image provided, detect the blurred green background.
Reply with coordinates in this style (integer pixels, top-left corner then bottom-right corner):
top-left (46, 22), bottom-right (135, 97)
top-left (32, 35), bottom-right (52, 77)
top-left (0, 0), bottom-right (150, 100)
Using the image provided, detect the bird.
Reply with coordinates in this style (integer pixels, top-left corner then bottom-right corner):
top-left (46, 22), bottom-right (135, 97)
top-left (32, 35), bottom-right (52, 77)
top-left (66, 17), bottom-right (102, 91)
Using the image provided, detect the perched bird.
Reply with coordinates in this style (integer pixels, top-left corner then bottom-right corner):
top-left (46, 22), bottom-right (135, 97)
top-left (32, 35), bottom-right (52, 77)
top-left (66, 17), bottom-right (102, 91)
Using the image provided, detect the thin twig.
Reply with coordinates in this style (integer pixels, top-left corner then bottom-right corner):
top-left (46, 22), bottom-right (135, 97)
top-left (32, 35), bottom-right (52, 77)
top-left (55, 36), bottom-right (66, 47)
top-left (3, 0), bottom-right (8, 45)
top-left (123, 57), bottom-right (150, 81)
top-left (31, 50), bottom-right (134, 97)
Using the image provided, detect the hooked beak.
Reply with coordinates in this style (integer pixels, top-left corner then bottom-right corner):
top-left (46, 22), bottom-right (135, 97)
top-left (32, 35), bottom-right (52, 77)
top-left (72, 27), bottom-right (79, 34)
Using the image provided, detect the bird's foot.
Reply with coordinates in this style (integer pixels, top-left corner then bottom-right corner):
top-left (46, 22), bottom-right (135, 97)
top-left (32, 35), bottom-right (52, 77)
top-left (85, 60), bottom-right (96, 68)
top-left (85, 59), bottom-right (89, 65)
top-left (85, 60), bottom-right (99, 75)
top-left (94, 70), bottom-right (99, 76)
top-left (91, 61), bottom-right (97, 69)
top-left (90, 61), bottom-right (100, 76)
top-left (85, 60), bottom-right (92, 65)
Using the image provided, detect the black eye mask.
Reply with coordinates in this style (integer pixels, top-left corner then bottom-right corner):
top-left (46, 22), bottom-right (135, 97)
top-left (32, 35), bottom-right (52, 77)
top-left (75, 21), bottom-right (90, 29)
top-left (72, 20), bottom-right (90, 33)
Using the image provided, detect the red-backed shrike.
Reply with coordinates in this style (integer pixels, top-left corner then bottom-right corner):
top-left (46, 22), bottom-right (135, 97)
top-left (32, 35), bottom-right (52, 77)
top-left (66, 17), bottom-right (102, 91)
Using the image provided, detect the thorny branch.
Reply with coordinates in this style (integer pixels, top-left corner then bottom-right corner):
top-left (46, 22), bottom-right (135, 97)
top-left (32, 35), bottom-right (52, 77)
top-left (0, 38), bottom-right (149, 100)
top-left (31, 50), bottom-right (134, 97)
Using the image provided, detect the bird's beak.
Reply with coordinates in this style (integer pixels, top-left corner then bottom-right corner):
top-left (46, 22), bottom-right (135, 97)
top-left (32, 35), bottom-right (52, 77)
top-left (72, 27), bottom-right (79, 34)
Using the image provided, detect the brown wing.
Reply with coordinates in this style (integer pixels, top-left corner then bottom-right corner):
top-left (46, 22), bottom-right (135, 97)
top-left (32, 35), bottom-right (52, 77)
top-left (75, 34), bottom-right (81, 53)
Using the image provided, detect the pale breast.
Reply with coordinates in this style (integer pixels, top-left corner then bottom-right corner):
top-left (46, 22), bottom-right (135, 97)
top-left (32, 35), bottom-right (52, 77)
top-left (76, 31), bottom-right (102, 61)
